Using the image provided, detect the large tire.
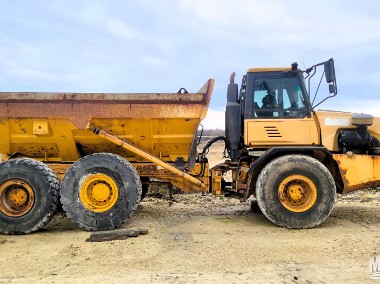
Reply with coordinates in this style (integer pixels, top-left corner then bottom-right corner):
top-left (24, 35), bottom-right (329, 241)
top-left (256, 154), bottom-right (336, 229)
top-left (0, 158), bottom-right (60, 234)
top-left (60, 153), bottom-right (142, 231)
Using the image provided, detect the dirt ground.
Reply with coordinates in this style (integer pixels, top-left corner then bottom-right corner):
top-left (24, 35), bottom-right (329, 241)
top-left (1, 142), bottom-right (380, 283)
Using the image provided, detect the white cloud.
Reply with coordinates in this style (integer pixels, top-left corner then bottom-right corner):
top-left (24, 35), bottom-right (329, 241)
top-left (201, 109), bottom-right (225, 129)
top-left (142, 55), bottom-right (170, 68)
top-left (2, 60), bottom-right (58, 81)
top-left (179, 0), bottom-right (380, 52)
top-left (0, 0), bottom-right (379, 111)
top-left (105, 18), bottom-right (137, 40)
top-left (319, 98), bottom-right (380, 118)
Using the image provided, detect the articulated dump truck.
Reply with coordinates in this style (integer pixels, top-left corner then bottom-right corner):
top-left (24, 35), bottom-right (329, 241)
top-left (1, 58), bottom-right (380, 234)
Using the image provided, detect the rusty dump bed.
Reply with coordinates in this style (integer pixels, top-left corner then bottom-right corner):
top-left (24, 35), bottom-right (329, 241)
top-left (0, 79), bottom-right (214, 164)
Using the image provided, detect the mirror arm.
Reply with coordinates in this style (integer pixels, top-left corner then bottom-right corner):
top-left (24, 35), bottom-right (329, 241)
top-left (312, 92), bottom-right (337, 109)
top-left (312, 71), bottom-right (325, 106)
top-left (304, 58), bottom-right (338, 110)
top-left (307, 66), bottom-right (317, 98)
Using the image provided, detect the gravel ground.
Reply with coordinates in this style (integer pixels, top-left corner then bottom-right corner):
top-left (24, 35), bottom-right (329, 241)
top-left (0, 140), bottom-right (379, 283)
top-left (0, 189), bottom-right (379, 283)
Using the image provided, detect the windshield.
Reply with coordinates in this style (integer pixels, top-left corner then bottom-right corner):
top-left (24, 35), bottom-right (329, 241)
top-left (252, 77), bottom-right (308, 118)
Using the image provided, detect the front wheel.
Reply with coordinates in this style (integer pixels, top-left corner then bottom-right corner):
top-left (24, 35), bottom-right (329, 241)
top-left (256, 154), bottom-right (336, 229)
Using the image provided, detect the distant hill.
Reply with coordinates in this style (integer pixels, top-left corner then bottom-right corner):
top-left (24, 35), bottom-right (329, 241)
top-left (198, 128), bottom-right (225, 137)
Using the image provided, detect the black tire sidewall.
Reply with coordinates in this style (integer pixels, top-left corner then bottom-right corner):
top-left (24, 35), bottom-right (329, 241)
top-left (256, 155), bottom-right (336, 228)
top-left (61, 154), bottom-right (140, 231)
top-left (0, 159), bottom-right (58, 234)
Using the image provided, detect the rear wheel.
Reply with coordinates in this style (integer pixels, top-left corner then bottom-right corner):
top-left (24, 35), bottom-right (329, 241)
top-left (256, 155), bottom-right (336, 229)
top-left (0, 158), bottom-right (60, 234)
top-left (61, 153), bottom-right (142, 231)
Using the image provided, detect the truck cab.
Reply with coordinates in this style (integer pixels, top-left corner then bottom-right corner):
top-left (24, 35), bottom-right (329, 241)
top-left (225, 60), bottom-right (337, 160)
top-left (243, 68), bottom-right (319, 149)
top-left (217, 58), bottom-right (380, 228)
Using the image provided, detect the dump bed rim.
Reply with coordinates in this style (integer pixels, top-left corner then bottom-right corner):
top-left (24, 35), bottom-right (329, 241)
top-left (0, 92), bottom-right (205, 104)
top-left (0, 79), bottom-right (214, 105)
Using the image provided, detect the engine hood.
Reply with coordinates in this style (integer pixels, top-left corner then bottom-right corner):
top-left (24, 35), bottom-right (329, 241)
top-left (315, 110), bottom-right (380, 151)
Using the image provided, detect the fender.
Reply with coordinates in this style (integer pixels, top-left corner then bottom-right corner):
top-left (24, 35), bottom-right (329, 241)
top-left (245, 146), bottom-right (338, 198)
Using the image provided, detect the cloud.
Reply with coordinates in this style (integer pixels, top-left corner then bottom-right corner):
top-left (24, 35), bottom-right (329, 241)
top-left (320, 97), bottom-right (380, 117)
top-left (105, 18), bottom-right (138, 40)
top-left (0, 0), bottom-right (379, 113)
top-left (142, 55), bottom-right (170, 68)
top-left (2, 60), bottom-right (58, 81)
top-left (201, 109), bottom-right (225, 129)
top-left (178, 0), bottom-right (380, 53)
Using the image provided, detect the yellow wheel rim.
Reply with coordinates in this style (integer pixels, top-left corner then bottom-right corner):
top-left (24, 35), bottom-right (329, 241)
top-left (278, 174), bottom-right (317, 213)
top-left (0, 179), bottom-right (35, 217)
top-left (80, 174), bottom-right (118, 213)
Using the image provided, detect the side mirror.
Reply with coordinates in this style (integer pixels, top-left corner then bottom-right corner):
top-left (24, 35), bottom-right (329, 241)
top-left (324, 58), bottom-right (335, 83)
top-left (329, 84), bottom-right (336, 94)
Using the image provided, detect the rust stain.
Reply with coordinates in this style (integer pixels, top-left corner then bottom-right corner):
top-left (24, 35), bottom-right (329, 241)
top-left (0, 80), bottom-right (214, 172)
top-left (0, 92), bottom-right (206, 104)
top-left (0, 103), bottom-right (204, 129)
top-left (134, 164), bottom-right (172, 176)
top-left (343, 181), bottom-right (380, 193)
top-left (334, 154), bottom-right (380, 193)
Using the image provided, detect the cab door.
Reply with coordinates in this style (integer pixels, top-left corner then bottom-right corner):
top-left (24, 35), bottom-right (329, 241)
top-left (244, 76), bottom-right (319, 147)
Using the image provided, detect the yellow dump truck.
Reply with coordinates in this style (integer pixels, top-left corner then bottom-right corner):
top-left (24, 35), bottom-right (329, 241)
top-left (1, 58), bottom-right (379, 234)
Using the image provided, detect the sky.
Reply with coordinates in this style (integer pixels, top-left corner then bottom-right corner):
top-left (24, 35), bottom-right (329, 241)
top-left (0, 0), bottom-right (380, 129)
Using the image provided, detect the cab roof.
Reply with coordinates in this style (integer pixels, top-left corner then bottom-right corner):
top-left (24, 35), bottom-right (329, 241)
top-left (247, 67), bottom-right (292, 72)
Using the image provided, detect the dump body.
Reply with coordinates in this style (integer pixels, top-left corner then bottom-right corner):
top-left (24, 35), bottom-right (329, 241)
top-left (0, 80), bottom-right (214, 166)
top-left (0, 80), bottom-right (215, 234)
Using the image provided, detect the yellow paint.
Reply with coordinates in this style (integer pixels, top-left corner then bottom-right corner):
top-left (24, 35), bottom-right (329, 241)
top-left (316, 110), bottom-right (380, 151)
top-left (247, 67), bottom-right (292, 72)
top-left (8, 187), bottom-right (28, 206)
top-left (333, 154), bottom-right (380, 192)
top-left (0, 179), bottom-right (35, 217)
top-left (0, 81), bottom-right (214, 195)
top-left (32, 120), bottom-right (49, 135)
top-left (170, 176), bottom-right (209, 193)
top-left (244, 115), bottom-right (319, 147)
top-left (90, 125), bottom-right (207, 190)
top-left (315, 111), bottom-right (354, 151)
top-left (0, 79), bottom-right (215, 165)
top-left (79, 174), bottom-right (119, 212)
top-left (278, 174), bottom-right (317, 213)
top-left (47, 161), bottom-right (210, 193)
top-left (369, 116), bottom-right (380, 141)
top-left (210, 170), bottom-right (223, 195)
top-left (0, 117), bottom-right (201, 163)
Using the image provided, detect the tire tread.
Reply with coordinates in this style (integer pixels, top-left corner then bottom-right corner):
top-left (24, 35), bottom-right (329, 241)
top-left (61, 153), bottom-right (142, 231)
top-left (0, 158), bottom-right (60, 234)
top-left (256, 154), bottom-right (335, 229)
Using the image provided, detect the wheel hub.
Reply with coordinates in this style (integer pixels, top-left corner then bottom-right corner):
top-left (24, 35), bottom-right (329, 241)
top-left (91, 183), bottom-right (111, 202)
top-left (0, 179), bottom-right (35, 217)
top-left (287, 183), bottom-right (305, 202)
top-left (278, 175), bottom-right (317, 213)
top-left (8, 187), bottom-right (29, 207)
top-left (80, 174), bottom-right (118, 212)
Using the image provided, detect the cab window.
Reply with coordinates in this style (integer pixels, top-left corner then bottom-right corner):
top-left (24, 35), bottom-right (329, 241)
top-left (253, 77), bottom-right (308, 118)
